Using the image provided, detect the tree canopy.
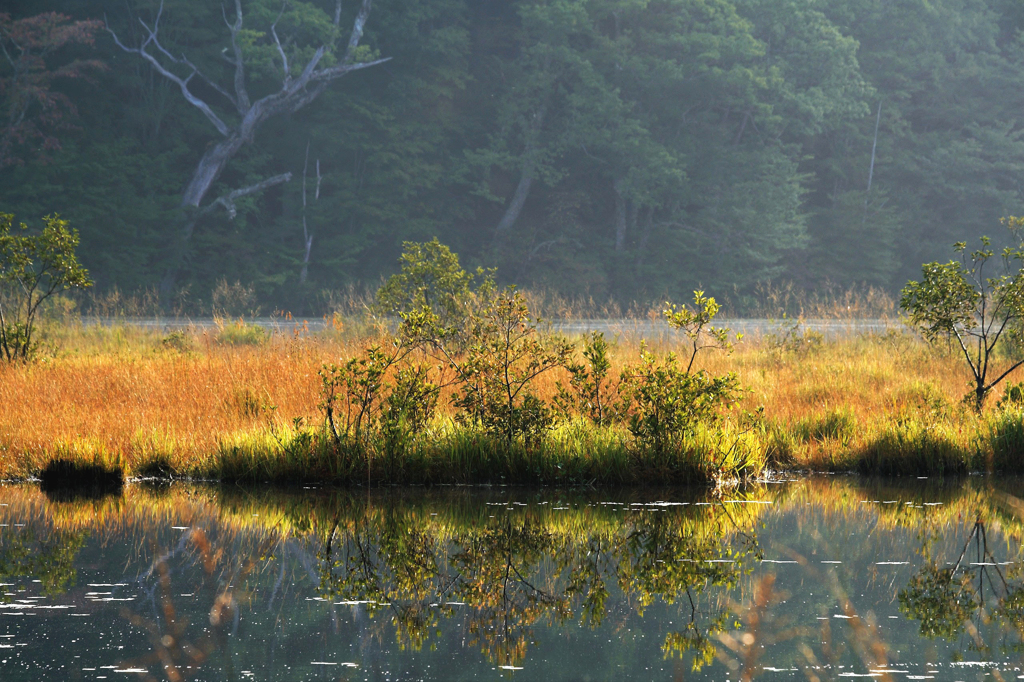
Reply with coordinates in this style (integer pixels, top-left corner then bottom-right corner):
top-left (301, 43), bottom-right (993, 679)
top-left (2, 0), bottom-right (1023, 312)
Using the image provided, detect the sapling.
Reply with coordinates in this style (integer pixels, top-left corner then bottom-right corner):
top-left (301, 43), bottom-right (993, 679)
top-left (900, 230), bottom-right (1024, 411)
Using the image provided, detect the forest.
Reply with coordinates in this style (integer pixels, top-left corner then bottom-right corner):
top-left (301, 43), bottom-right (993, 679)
top-left (3, 0), bottom-right (1024, 313)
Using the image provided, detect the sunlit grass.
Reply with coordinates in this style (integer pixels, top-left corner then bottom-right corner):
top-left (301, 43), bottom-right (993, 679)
top-left (4, 319), bottom-right (1024, 481)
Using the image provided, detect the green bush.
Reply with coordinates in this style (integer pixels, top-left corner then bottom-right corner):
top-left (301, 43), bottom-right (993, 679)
top-left (161, 330), bottom-right (195, 353)
top-left (0, 213), bottom-right (92, 361)
top-left (215, 319), bottom-right (269, 346)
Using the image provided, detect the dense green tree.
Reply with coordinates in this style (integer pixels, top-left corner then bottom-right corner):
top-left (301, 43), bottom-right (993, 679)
top-left (0, 0), bottom-right (1023, 311)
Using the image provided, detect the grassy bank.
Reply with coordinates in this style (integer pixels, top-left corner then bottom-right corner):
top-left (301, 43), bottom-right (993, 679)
top-left (2, 316), bottom-right (1023, 483)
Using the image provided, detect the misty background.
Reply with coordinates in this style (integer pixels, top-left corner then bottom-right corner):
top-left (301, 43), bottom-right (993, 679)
top-left (3, 0), bottom-right (1023, 315)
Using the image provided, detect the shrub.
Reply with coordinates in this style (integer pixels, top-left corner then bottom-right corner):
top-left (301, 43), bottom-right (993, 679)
top-left (448, 289), bottom-right (573, 446)
top-left (900, 231), bottom-right (1024, 411)
top-left (0, 213), bottom-right (92, 361)
top-left (555, 331), bottom-right (619, 426)
top-left (161, 329), bottom-right (194, 353)
top-left (215, 319), bottom-right (269, 346)
top-left (618, 292), bottom-right (740, 460)
top-left (619, 343), bottom-right (739, 458)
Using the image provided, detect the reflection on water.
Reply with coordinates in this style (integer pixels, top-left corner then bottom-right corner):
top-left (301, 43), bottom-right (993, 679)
top-left (0, 478), bottom-right (1023, 680)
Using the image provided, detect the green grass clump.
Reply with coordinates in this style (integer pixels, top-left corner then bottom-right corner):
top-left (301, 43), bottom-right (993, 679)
top-left (793, 406), bottom-right (857, 444)
top-left (856, 418), bottom-right (975, 476)
top-left (215, 319), bottom-right (269, 346)
top-left (986, 408), bottom-right (1024, 472)
top-left (210, 419), bottom-right (768, 486)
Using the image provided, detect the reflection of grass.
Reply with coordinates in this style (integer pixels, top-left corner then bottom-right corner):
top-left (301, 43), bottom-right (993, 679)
top-left (6, 323), bottom-right (1024, 480)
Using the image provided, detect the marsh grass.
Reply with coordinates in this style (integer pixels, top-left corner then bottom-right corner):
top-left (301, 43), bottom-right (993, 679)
top-left (212, 418), bottom-right (761, 485)
top-left (7, 316), bottom-right (1024, 482)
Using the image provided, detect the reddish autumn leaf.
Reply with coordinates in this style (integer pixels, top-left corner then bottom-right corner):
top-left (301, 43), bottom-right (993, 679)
top-left (0, 12), bottom-right (106, 169)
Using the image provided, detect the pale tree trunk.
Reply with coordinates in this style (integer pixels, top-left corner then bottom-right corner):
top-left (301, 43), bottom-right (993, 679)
top-left (494, 104), bottom-right (547, 244)
top-left (613, 178), bottom-right (637, 252)
top-left (299, 145), bottom-right (321, 285)
top-left (495, 173), bottom-right (534, 236)
top-left (108, 0), bottom-right (387, 295)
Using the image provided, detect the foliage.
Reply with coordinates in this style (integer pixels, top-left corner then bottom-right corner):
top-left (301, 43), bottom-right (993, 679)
top-left (0, 11), bottom-right (104, 169)
top-left (619, 343), bottom-right (739, 460)
top-left (554, 331), bottom-right (618, 426)
top-left (318, 339), bottom-right (414, 444)
top-left (375, 238), bottom-right (494, 330)
top-left (0, 212), bottom-right (92, 361)
top-left (619, 291), bottom-right (740, 459)
top-left (3, 2), bottom-right (1024, 305)
top-left (447, 288), bottom-right (573, 446)
top-left (312, 242), bottom-right (758, 480)
top-left (379, 364), bottom-right (440, 459)
top-left (662, 290), bottom-right (738, 372)
top-left (900, 235), bottom-right (1024, 411)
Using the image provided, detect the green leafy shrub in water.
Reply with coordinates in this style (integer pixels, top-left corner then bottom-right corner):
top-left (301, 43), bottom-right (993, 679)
top-left (448, 289), bottom-right (573, 447)
top-left (619, 342), bottom-right (738, 459)
top-left (311, 244), bottom-right (762, 484)
top-left (319, 340), bottom-right (413, 444)
top-left (618, 292), bottom-right (740, 461)
top-left (380, 365), bottom-right (441, 473)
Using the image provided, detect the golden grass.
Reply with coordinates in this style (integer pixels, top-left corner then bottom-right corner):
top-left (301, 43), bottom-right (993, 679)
top-left (1, 320), bottom-right (1020, 479)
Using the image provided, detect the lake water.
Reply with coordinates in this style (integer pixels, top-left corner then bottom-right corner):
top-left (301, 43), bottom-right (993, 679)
top-left (1, 477), bottom-right (1022, 681)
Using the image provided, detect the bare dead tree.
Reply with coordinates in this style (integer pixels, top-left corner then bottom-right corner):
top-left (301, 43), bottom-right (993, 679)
top-left (106, 0), bottom-right (387, 291)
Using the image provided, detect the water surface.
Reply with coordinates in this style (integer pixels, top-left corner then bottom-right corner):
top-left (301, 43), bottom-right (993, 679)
top-left (1, 477), bottom-right (1023, 681)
